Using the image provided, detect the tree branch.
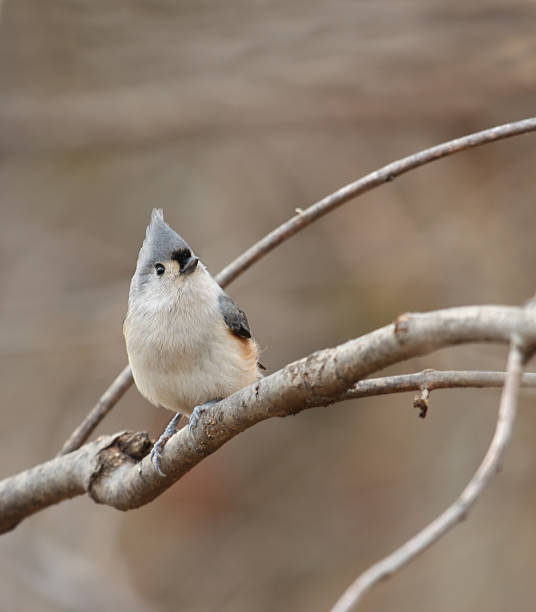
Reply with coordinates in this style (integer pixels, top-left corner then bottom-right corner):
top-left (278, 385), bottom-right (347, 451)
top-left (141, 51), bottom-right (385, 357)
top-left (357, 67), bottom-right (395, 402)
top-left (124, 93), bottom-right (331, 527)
top-left (59, 117), bottom-right (536, 455)
top-left (344, 369), bottom-right (536, 398)
top-left (329, 336), bottom-right (531, 612)
top-left (59, 368), bottom-right (536, 457)
top-left (2, 305), bottom-right (536, 534)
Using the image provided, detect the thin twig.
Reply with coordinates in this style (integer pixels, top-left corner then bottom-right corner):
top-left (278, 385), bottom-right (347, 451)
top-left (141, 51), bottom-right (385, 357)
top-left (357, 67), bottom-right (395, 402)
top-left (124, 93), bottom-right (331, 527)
top-left (58, 366), bottom-right (133, 455)
top-left (344, 369), bottom-right (536, 399)
top-left (330, 338), bottom-right (528, 612)
top-left (59, 117), bottom-right (536, 454)
top-left (216, 118), bottom-right (536, 287)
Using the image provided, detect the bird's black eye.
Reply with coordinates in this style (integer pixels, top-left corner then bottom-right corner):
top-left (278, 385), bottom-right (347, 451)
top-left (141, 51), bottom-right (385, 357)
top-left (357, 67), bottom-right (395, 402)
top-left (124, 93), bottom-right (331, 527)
top-left (155, 263), bottom-right (165, 276)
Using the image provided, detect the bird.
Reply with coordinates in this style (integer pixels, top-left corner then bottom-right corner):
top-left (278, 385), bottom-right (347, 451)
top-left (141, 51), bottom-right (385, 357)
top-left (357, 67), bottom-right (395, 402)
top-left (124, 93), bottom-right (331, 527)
top-left (124, 209), bottom-right (262, 476)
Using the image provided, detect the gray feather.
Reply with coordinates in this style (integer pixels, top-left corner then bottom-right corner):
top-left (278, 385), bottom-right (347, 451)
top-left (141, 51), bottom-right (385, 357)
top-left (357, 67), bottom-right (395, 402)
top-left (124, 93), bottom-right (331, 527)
top-left (218, 293), bottom-right (251, 339)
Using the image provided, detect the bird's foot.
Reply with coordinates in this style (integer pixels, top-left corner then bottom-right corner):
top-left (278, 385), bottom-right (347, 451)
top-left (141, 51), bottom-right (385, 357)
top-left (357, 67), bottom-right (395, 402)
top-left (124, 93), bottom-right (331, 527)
top-left (188, 399), bottom-right (221, 434)
top-left (147, 412), bottom-right (183, 477)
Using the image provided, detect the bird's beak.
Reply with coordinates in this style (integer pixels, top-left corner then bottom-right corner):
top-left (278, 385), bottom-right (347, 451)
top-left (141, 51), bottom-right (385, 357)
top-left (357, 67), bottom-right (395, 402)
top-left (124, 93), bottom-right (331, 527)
top-left (180, 256), bottom-right (199, 276)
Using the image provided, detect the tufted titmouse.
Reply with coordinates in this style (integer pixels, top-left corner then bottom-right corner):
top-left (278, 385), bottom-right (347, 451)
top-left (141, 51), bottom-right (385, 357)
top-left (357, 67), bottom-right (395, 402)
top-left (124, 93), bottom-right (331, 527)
top-left (124, 209), bottom-right (262, 475)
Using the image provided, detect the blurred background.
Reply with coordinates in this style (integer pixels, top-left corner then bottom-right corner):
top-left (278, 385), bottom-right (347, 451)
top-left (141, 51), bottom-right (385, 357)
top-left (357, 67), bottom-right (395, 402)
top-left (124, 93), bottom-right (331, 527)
top-left (1, 1), bottom-right (536, 611)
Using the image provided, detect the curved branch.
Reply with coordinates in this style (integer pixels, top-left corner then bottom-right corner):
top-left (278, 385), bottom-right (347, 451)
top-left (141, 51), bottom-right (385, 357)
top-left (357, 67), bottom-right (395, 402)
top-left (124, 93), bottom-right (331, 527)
top-left (59, 117), bottom-right (536, 454)
top-left (2, 305), bottom-right (535, 533)
top-left (330, 338), bottom-right (529, 612)
top-left (216, 117), bottom-right (536, 286)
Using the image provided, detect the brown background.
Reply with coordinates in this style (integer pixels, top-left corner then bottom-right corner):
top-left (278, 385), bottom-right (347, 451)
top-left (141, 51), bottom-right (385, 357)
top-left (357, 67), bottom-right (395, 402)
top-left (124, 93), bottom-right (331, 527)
top-left (1, 1), bottom-right (536, 611)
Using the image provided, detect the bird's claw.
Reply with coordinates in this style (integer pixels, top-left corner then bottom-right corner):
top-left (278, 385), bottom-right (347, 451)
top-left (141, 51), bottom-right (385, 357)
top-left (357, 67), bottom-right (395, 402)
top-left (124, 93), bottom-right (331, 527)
top-left (147, 411), bottom-right (183, 477)
top-left (150, 444), bottom-right (167, 477)
top-left (188, 406), bottom-right (206, 434)
top-left (188, 399), bottom-right (220, 434)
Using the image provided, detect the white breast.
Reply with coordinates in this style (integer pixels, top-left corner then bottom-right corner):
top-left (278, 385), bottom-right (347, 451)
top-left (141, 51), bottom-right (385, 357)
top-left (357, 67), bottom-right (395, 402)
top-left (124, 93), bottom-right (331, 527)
top-left (124, 268), bottom-right (258, 415)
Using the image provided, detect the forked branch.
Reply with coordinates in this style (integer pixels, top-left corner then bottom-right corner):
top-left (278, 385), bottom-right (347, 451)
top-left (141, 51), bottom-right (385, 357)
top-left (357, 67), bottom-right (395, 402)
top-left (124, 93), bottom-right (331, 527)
top-left (59, 117), bottom-right (536, 455)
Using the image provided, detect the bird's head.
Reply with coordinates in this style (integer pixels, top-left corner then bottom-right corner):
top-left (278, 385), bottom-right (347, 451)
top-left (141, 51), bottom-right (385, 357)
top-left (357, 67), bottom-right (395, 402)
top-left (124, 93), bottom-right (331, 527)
top-left (129, 209), bottom-right (200, 302)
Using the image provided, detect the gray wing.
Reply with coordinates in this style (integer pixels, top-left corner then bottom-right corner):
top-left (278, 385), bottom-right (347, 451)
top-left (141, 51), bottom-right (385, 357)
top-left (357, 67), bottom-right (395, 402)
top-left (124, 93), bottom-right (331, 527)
top-left (218, 293), bottom-right (251, 339)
